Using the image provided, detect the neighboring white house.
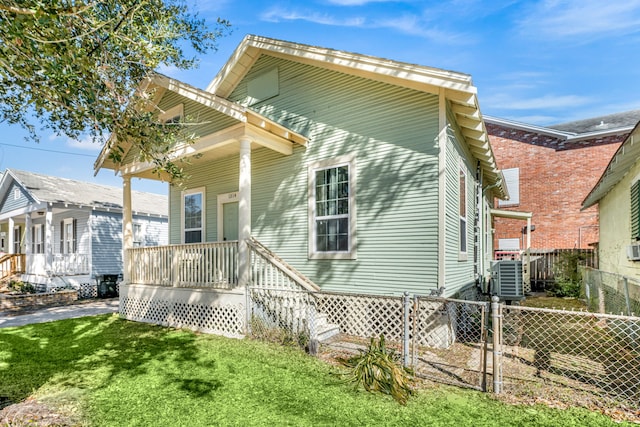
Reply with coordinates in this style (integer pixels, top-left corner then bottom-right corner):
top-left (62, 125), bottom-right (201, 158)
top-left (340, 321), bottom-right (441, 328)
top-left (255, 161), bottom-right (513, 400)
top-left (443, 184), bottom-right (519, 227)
top-left (0, 169), bottom-right (168, 297)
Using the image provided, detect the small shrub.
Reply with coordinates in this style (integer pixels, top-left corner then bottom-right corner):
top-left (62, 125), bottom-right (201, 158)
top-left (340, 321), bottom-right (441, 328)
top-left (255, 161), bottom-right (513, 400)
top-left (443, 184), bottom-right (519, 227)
top-left (547, 251), bottom-right (587, 298)
top-left (8, 281), bottom-right (36, 294)
top-left (339, 334), bottom-right (413, 405)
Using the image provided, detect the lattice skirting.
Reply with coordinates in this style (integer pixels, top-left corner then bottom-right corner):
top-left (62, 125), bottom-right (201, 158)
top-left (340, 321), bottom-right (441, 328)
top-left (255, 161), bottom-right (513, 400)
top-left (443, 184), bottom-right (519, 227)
top-left (120, 284), bottom-right (246, 338)
top-left (23, 274), bottom-right (97, 299)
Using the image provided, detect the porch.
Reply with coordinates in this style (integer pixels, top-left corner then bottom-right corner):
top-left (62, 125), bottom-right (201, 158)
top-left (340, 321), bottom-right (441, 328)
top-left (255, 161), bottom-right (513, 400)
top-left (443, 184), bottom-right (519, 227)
top-left (27, 253), bottom-right (90, 277)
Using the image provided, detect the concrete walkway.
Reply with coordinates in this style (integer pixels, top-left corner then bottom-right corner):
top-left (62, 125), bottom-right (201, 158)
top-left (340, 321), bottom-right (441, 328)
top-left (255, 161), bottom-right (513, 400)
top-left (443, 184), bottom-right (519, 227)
top-left (0, 298), bottom-right (119, 328)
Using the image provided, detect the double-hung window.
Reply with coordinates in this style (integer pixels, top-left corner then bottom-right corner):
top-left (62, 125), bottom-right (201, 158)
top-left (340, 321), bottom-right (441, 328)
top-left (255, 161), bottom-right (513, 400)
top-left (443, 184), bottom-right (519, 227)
top-left (183, 188), bottom-right (204, 243)
top-left (32, 224), bottom-right (44, 254)
top-left (60, 218), bottom-right (77, 254)
top-left (308, 156), bottom-right (356, 260)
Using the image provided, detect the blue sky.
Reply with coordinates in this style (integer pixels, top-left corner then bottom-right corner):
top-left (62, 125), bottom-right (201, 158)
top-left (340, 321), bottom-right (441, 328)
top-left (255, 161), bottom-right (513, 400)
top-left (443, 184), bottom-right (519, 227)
top-left (2, 0), bottom-right (640, 194)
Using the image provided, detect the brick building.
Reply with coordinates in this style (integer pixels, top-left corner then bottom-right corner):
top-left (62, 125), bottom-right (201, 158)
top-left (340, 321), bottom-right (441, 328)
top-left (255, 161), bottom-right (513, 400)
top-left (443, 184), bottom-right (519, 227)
top-left (487, 111), bottom-right (640, 251)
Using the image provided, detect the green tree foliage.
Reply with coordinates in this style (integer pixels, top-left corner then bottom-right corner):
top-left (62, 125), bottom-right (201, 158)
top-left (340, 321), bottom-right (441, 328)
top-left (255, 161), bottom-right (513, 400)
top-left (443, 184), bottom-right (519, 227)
top-left (0, 0), bottom-right (229, 179)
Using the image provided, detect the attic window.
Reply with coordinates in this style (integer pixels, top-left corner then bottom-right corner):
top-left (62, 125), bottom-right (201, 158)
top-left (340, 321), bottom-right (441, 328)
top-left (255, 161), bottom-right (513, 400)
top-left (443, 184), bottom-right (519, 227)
top-left (247, 67), bottom-right (279, 106)
top-left (159, 103), bottom-right (184, 124)
top-left (13, 189), bottom-right (20, 200)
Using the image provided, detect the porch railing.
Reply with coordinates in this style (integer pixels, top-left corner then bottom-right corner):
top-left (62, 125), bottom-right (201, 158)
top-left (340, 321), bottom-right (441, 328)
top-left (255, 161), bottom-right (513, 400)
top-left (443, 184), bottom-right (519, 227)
top-left (247, 237), bottom-right (320, 292)
top-left (27, 253), bottom-right (90, 276)
top-left (129, 241), bottom-right (238, 289)
top-left (0, 253), bottom-right (25, 281)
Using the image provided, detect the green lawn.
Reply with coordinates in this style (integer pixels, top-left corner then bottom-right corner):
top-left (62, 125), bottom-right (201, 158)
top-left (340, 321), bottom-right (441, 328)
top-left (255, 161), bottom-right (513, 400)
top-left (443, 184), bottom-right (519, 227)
top-left (0, 314), bottom-right (631, 426)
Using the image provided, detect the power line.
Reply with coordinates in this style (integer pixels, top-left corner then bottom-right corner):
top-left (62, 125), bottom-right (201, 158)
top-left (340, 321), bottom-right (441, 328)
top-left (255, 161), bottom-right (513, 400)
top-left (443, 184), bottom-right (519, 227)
top-left (0, 142), bottom-right (98, 158)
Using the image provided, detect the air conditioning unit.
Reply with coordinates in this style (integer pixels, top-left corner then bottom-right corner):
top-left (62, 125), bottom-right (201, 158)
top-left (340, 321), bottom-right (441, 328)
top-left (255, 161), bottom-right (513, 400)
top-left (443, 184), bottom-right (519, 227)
top-left (491, 260), bottom-right (524, 301)
top-left (627, 243), bottom-right (640, 261)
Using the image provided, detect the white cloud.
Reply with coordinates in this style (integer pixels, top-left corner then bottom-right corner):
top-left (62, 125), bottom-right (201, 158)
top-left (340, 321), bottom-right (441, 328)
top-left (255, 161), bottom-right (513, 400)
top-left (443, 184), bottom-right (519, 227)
top-left (483, 93), bottom-right (592, 111)
top-left (261, 7), bottom-right (468, 42)
top-left (326, 0), bottom-right (397, 5)
top-left (518, 0), bottom-right (640, 39)
top-left (66, 135), bottom-right (105, 151)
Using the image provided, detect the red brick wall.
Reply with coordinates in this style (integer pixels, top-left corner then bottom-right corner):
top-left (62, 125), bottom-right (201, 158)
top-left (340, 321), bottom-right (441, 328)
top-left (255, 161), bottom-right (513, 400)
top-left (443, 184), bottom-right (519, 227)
top-left (488, 123), bottom-right (624, 250)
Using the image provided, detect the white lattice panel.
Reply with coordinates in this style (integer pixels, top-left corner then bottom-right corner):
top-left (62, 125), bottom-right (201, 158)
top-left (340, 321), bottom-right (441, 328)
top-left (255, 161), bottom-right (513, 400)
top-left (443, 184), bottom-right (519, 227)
top-left (316, 292), bottom-right (404, 342)
top-left (120, 296), bottom-right (245, 338)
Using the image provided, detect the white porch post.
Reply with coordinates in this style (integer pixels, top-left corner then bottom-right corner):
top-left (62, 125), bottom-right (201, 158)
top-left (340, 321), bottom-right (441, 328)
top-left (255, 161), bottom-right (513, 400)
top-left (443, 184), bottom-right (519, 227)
top-left (45, 206), bottom-right (53, 270)
top-left (7, 217), bottom-right (14, 254)
top-left (123, 175), bottom-right (133, 284)
top-left (24, 213), bottom-right (35, 273)
top-left (25, 213), bottom-right (32, 258)
top-left (238, 136), bottom-right (252, 287)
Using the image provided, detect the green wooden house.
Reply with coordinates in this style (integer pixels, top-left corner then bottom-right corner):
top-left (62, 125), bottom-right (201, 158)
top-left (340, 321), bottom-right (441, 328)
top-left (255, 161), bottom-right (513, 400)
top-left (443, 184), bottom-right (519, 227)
top-left (95, 35), bottom-right (507, 334)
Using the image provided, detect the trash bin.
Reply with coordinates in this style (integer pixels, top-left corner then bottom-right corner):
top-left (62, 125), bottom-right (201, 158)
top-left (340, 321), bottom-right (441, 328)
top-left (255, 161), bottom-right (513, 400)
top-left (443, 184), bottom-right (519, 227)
top-left (97, 274), bottom-right (119, 298)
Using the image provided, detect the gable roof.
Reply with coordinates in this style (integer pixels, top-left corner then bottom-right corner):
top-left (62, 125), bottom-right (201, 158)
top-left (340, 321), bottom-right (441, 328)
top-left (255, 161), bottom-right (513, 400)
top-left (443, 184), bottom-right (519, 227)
top-left (0, 169), bottom-right (167, 217)
top-left (94, 73), bottom-right (308, 178)
top-left (206, 35), bottom-right (506, 197)
top-left (485, 110), bottom-right (640, 142)
top-left (582, 121), bottom-right (640, 209)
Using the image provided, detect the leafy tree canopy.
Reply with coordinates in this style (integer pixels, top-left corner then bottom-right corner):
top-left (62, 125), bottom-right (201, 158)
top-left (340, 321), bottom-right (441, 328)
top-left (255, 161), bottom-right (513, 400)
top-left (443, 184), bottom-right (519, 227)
top-left (0, 0), bottom-right (230, 180)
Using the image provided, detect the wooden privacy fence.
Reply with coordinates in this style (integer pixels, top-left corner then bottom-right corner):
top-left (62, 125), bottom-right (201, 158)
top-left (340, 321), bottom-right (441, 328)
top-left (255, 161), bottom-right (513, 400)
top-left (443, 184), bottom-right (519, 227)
top-left (527, 249), bottom-right (597, 290)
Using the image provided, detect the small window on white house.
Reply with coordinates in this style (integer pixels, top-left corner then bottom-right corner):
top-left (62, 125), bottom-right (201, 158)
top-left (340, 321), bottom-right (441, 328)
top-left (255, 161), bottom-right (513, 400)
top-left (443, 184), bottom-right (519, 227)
top-left (159, 103), bottom-right (184, 125)
top-left (498, 168), bottom-right (520, 207)
top-left (308, 156), bottom-right (356, 260)
top-left (183, 188), bottom-right (204, 244)
top-left (133, 223), bottom-right (143, 247)
top-left (459, 167), bottom-right (468, 258)
top-left (60, 218), bottom-right (77, 254)
top-left (13, 188), bottom-right (20, 200)
top-left (32, 224), bottom-right (44, 254)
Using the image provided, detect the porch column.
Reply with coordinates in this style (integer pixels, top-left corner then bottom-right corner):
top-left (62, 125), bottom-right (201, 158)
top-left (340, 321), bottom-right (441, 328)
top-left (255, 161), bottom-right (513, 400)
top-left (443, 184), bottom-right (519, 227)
top-left (45, 205), bottom-right (53, 270)
top-left (123, 175), bottom-right (133, 284)
top-left (25, 213), bottom-right (32, 258)
top-left (24, 213), bottom-right (35, 273)
top-left (238, 136), bottom-right (252, 287)
top-left (7, 217), bottom-right (14, 254)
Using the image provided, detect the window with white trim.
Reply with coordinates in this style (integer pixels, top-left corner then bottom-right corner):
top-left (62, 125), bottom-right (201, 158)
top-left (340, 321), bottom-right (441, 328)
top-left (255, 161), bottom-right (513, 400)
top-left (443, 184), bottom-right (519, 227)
top-left (459, 166), bottom-right (468, 257)
top-left (308, 156), bottom-right (356, 260)
top-left (61, 218), bottom-right (76, 254)
top-left (13, 188), bottom-right (20, 200)
top-left (32, 224), bottom-right (44, 254)
top-left (183, 188), bottom-right (204, 244)
top-left (498, 168), bottom-right (520, 207)
top-left (133, 223), bottom-right (143, 247)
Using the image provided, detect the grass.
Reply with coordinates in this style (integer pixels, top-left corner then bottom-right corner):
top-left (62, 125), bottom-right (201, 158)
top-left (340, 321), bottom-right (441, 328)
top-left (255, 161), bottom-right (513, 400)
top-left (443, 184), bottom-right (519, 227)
top-left (0, 314), bottom-right (633, 426)
top-left (522, 295), bottom-right (587, 310)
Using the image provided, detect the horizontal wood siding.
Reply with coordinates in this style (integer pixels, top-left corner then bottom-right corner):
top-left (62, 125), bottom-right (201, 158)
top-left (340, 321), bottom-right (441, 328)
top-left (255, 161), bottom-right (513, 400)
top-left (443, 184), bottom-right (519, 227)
top-left (122, 91), bottom-right (240, 165)
top-left (230, 56), bottom-right (441, 296)
top-left (0, 182), bottom-right (33, 214)
top-left (134, 215), bottom-right (168, 247)
top-left (91, 211), bottom-right (123, 275)
top-left (444, 116), bottom-right (477, 295)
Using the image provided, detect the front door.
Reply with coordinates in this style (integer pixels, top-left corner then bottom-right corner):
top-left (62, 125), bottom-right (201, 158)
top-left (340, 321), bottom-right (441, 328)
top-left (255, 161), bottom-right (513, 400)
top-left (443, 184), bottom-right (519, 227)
top-left (222, 202), bottom-right (239, 241)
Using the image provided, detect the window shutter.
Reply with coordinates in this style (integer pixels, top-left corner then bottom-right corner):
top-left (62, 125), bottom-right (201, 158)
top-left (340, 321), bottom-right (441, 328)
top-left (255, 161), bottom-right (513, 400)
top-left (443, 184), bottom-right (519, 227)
top-left (72, 219), bottom-right (77, 253)
top-left (60, 221), bottom-right (64, 253)
top-left (41, 225), bottom-right (45, 254)
top-left (631, 181), bottom-right (640, 239)
top-left (31, 226), bottom-right (35, 253)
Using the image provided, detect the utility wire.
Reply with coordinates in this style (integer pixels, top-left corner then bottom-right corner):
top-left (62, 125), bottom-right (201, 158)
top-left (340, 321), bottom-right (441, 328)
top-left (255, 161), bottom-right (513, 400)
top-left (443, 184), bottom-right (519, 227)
top-left (0, 142), bottom-right (98, 157)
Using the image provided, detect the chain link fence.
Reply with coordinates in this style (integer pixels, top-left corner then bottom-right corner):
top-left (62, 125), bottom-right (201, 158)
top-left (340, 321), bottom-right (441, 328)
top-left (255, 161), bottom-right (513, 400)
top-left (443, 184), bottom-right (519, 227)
top-left (581, 266), bottom-right (640, 316)
top-left (247, 284), bottom-right (640, 413)
top-left (247, 287), bottom-right (489, 391)
top-left (497, 302), bottom-right (640, 410)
